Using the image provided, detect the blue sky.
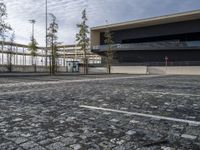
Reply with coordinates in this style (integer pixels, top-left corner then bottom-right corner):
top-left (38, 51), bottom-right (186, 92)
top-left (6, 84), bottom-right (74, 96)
top-left (4, 0), bottom-right (200, 46)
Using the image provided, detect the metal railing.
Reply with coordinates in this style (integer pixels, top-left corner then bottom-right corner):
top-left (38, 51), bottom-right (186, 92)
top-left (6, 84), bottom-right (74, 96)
top-left (92, 40), bottom-right (200, 51)
top-left (115, 61), bottom-right (200, 66)
top-left (0, 41), bottom-right (102, 66)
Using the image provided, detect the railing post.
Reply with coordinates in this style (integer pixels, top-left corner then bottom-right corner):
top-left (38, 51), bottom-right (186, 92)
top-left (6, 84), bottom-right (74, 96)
top-left (22, 47), bottom-right (24, 66)
top-left (16, 45), bottom-right (18, 66)
top-left (1, 41), bottom-right (4, 65)
top-left (13, 46), bottom-right (15, 66)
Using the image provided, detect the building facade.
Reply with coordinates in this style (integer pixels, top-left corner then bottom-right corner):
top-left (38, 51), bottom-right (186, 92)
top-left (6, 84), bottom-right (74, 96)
top-left (91, 10), bottom-right (200, 66)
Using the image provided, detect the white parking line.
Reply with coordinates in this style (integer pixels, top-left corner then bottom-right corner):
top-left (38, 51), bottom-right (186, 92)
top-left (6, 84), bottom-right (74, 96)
top-left (142, 91), bottom-right (200, 97)
top-left (79, 105), bottom-right (200, 126)
top-left (0, 88), bottom-right (55, 96)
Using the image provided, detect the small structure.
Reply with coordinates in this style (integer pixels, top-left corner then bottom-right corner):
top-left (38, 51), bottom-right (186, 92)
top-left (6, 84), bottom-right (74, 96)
top-left (66, 61), bottom-right (79, 73)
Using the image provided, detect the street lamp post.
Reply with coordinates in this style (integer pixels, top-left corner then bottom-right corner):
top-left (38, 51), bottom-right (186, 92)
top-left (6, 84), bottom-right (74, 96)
top-left (45, 0), bottom-right (48, 67)
top-left (29, 19), bottom-right (36, 72)
top-left (29, 19), bottom-right (36, 40)
top-left (1, 34), bottom-right (4, 65)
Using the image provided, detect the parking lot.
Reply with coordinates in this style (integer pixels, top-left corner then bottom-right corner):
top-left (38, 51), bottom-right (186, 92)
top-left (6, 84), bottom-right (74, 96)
top-left (0, 74), bottom-right (199, 150)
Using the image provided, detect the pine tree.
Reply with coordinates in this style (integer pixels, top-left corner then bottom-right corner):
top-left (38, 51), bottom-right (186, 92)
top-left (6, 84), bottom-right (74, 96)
top-left (28, 37), bottom-right (38, 72)
top-left (47, 13), bottom-right (58, 75)
top-left (0, 1), bottom-right (11, 68)
top-left (7, 32), bottom-right (15, 72)
top-left (76, 9), bottom-right (89, 75)
top-left (104, 24), bottom-right (114, 74)
top-left (0, 1), bottom-right (11, 37)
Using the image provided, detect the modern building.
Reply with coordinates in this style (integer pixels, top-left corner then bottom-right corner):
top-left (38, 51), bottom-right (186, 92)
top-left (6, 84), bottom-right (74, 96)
top-left (91, 10), bottom-right (200, 66)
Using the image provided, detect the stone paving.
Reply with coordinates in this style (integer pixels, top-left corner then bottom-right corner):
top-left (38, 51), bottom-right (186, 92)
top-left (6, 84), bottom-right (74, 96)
top-left (0, 75), bottom-right (200, 150)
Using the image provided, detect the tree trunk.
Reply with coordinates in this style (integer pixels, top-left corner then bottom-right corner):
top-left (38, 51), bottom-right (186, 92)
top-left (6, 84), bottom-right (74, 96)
top-left (52, 46), bottom-right (56, 75)
top-left (109, 65), bottom-right (111, 74)
top-left (49, 55), bottom-right (52, 75)
top-left (83, 48), bottom-right (88, 75)
top-left (86, 58), bottom-right (88, 75)
top-left (9, 53), bottom-right (12, 72)
top-left (52, 52), bottom-right (55, 75)
top-left (34, 56), bottom-right (36, 73)
top-left (32, 56), bottom-right (34, 66)
top-left (107, 46), bottom-right (112, 74)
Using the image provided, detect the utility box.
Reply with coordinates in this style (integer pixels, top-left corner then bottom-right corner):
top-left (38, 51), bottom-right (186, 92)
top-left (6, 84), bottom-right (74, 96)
top-left (66, 61), bottom-right (79, 73)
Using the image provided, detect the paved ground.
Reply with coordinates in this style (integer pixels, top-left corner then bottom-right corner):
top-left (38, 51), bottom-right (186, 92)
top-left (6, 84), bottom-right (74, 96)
top-left (0, 74), bottom-right (200, 150)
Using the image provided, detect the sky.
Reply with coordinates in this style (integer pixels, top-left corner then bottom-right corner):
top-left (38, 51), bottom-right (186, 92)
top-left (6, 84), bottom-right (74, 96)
top-left (3, 0), bottom-right (200, 46)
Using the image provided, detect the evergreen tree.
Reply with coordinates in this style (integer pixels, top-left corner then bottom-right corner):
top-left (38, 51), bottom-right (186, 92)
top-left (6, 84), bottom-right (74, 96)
top-left (76, 9), bottom-right (89, 74)
top-left (0, 1), bottom-right (11, 68)
top-left (47, 13), bottom-right (58, 75)
top-left (7, 31), bottom-right (15, 72)
top-left (104, 23), bottom-right (114, 74)
top-left (28, 37), bottom-right (38, 72)
top-left (0, 1), bottom-right (11, 37)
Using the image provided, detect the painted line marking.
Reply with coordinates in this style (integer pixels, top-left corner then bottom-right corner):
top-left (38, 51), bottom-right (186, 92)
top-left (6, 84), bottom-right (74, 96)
top-left (79, 105), bottom-right (200, 126)
top-left (142, 91), bottom-right (200, 97)
top-left (0, 88), bottom-right (55, 96)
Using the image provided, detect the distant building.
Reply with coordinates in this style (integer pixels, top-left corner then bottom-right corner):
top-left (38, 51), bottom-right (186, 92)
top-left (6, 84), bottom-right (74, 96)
top-left (91, 10), bottom-right (200, 66)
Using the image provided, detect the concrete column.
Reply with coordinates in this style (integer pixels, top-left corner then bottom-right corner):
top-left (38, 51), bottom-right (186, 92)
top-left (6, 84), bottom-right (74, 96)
top-left (23, 47), bottom-right (25, 66)
top-left (1, 41), bottom-right (3, 65)
top-left (16, 45), bottom-right (18, 65)
top-left (13, 46), bottom-right (15, 65)
top-left (25, 54), bottom-right (26, 66)
top-left (64, 47), bottom-right (66, 67)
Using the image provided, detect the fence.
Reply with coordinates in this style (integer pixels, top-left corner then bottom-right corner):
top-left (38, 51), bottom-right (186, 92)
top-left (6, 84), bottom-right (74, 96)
top-left (114, 61), bottom-right (200, 66)
top-left (92, 40), bottom-right (200, 51)
top-left (0, 41), bottom-right (101, 67)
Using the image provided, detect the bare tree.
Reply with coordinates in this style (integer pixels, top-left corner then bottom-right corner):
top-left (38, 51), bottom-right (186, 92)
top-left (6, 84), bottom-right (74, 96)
top-left (47, 13), bottom-right (58, 75)
top-left (76, 9), bottom-right (89, 75)
top-left (104, 22), bottom-right (114, 74)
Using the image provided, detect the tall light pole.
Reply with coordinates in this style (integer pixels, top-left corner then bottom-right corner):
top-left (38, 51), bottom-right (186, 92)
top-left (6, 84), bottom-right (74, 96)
top-left (29, 19), bottom-right (36, 70)
top-left (29, 19), bottom-right (36, 40)
top-left (1, 34), bottom-right (5, 65)
top-left (45, 0), bottom-right (48, 67)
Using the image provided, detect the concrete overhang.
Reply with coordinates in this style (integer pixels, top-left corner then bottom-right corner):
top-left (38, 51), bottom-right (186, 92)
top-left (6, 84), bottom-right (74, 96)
top-left (91, 10), bottom-right (200, 32)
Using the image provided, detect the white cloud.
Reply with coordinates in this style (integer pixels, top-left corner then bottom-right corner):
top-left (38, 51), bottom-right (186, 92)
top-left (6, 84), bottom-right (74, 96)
top-left (3, 0), bottom-right (200, 46)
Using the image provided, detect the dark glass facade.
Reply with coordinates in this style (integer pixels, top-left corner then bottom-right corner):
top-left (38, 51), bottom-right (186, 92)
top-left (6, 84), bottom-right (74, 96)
top-left (100, 20), bottom-right (200, 45)
top-left (92, 17), bottom-right (200, 66)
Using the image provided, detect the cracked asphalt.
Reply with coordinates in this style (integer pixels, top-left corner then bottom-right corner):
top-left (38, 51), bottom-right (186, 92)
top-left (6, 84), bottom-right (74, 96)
top-left (0, 75), bottom-right (200, 150)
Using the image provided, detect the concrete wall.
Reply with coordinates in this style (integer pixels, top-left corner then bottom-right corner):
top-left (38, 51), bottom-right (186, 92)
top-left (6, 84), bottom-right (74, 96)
top-left (91, 30), bottom-right (101, 47)
top-left (0, 65), bottom-right (67, 73)
top-left (112, 66), bottom-right (148, 74)
top-left (148, 66), bottom-right (200, 75)
top-left (0, 65), bottom-right (7, 72)
top-left (79, 67), bottom-right (107, 74)
top-left (80, 66), bottom-right (147, 74)
top-left (1, 65), bottom-right (200, 75)
top-left (56, 66), bottom-right (67, 73)
top-left (111, 66), bottom-right (200, 75)
top-left (89, 67), bottom-right (107, 74)
top-left (89, 66), bottom-right (200, 75)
